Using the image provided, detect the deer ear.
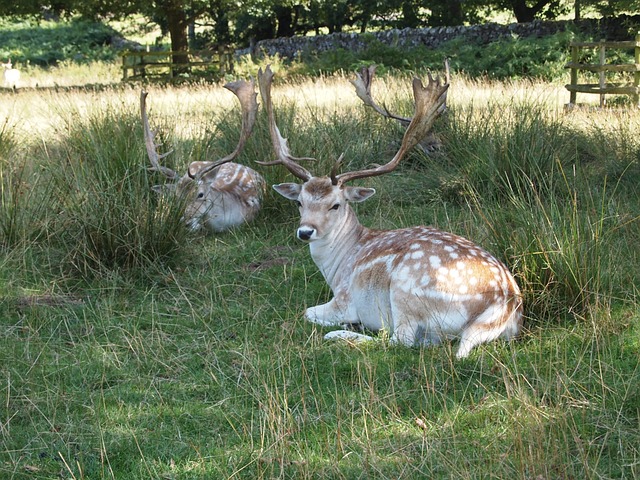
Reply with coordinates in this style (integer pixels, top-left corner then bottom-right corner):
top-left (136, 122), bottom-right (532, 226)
top-left (188, 161), bottom-right (217, 178)
top-left (344, 186), bottom-right (376, 203)
top-left (273, 183), bottom-right (302, 201)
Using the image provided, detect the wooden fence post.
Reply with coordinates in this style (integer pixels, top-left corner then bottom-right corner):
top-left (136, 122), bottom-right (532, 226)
top-left (565, 36), bottom-right (640, 108)
top-left (635, 33), bottom-right (640, 107)
top-left (598, 40), bottom-right (606, 107)
top-left (569, 43), bottom-right (578, 105)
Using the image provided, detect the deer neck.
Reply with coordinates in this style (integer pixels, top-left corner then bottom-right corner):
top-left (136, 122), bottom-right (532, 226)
top-left (308, 205), bottom-right (367, 288)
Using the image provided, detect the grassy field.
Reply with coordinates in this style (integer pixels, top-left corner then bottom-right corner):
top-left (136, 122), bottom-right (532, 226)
top-left (1, 66), bottom-right (639, 479)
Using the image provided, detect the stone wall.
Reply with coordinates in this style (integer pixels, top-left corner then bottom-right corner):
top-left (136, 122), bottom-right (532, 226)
top-left (243, 16), bottom-right (640, 60)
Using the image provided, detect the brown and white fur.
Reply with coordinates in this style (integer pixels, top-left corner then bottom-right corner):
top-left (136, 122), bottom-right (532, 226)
top-left (259, 65), bottom-right (522, 358)
top-left (141, 80), bottom-right (264, 233)
top-left (174, 161), bottom-right (264, 232)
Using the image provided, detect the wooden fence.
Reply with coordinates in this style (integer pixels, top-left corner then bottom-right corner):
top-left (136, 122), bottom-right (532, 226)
top-left (121, 47), bottom-right (234, 81)
top-left (565, 34), bottom-right (640, 107)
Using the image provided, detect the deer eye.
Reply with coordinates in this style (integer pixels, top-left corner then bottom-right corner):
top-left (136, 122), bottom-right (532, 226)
top-left (296, 201), bottom-right (302, 208)
top-left (330, 203), bottom-right (340, 211)
top-left (197, 192), bottom-right (205, 199)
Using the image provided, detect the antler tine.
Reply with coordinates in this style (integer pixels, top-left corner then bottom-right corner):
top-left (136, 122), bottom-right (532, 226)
top-left (140, 90), bottom-right (179, 180)
top-left (256, 65), bottom-right (314, 181)
top-left (350, 65), bottom-right (411, 127)
top-left (189, 79), bottom-right (259, 178)
top-left (337, 69), bottom-right (450, 185)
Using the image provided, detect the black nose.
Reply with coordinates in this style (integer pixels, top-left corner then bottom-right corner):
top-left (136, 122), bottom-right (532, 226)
top-left (297, 228), bottom-right (314, 241)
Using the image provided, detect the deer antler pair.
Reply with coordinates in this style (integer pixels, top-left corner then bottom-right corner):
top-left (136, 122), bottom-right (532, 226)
top-left (141, 79), bottom-right (258, 182)
top-left (257, 63), bottom-right (450, 185)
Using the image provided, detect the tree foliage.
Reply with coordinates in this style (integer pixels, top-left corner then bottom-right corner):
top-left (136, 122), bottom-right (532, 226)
top-left (0, 0), bottom-right (637, 51)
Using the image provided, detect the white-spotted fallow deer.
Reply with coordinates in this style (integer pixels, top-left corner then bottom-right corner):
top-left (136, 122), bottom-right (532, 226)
top-left (141, 80), bottom-right (265, 232)
top-left (258, 65), bottom-right (522, 358)
top-left (2, 60), bottom-right (20, 89)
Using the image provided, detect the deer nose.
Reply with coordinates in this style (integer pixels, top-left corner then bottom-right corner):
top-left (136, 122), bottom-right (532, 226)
top-left (297, 227), bottom-right (315, 242)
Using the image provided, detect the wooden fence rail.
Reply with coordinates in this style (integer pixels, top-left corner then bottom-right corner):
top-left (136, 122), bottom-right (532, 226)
top-left (121, 47), bottom-right (234, 82)
top-left (565, 34), bottom-right (640, 107)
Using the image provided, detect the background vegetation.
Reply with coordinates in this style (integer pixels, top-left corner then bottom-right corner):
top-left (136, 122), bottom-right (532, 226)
top-left (1, 13), bottom-right (640, 480)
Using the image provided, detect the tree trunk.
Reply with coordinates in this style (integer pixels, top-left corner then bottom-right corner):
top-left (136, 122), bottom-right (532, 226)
top-left (401, 2), bottom-right (420, 28)
top-left (510, 0), bottom-right (553, 23)
top-left (447, 0), bottom-right (465, 25)
top-left (275, 5), bottom-right (295, 37)
top-left (163, 1), bottom-right (189, 69)
top-left (210, 0), bottom-right (231, 44)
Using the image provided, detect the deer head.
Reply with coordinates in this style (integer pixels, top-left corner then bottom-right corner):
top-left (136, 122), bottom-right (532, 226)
top-left (141, 80), bottom-right (265, 232)
top-left (259, 65), bottom-right (522, 358)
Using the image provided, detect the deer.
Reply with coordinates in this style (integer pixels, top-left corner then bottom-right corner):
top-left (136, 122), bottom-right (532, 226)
top-left (2, 59), bottom-right (20, 89)
top-left (257, 65), bottom-right (523, 358)
top-left (141, 79), bottom-right (265, 233)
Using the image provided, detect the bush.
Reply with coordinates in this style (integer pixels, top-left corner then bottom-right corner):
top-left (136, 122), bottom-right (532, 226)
top-left (43, 97), bottom-right (191, 277)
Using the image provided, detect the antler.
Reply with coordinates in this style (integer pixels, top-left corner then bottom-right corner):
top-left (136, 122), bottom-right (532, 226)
top-left (187, 79), bottom-right (259, 178)
top-left (336, 68), bottom-right (449, 185)
top-left (351, 65), bottom-right (411, 127)
top-left (257, 64), bottom-right (449, 185)
top-left (256, 65), bottom-right (314, 181)
top-left (141, 90), bottom-right (179, 180)
top-left (351, 60), bottom-right (450, 128)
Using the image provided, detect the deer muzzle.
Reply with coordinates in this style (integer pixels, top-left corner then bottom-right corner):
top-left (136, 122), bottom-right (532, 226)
top-left (297, 226), bottom-right (316, 242)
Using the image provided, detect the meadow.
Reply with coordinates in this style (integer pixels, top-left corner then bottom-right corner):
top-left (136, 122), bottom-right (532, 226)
top-left (1, 62), bottom-right (640, 479)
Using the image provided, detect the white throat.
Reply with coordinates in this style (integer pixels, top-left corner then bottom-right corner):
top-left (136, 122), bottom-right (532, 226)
top-left (308, 206), bottom-right (364, 288)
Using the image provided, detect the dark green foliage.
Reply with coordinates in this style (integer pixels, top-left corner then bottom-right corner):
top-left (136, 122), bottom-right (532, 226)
top-left (295, 30), bottom-right (589, 81)
top-left (0, 17), bottom-right (123, 65)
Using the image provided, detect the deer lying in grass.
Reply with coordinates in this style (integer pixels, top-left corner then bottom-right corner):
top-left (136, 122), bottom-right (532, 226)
top-left (2, 60), bottom-right (20, 89)
top-left (141, 80), bottom-right (265, 232)
top-left (258, 65), bottom-right (522, 358)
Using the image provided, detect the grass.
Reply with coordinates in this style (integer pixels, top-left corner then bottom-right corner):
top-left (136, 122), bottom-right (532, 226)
top-left (1, 69), bottom-right (639, 479)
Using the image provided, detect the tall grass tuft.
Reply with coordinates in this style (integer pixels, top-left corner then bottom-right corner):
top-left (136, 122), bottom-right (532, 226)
top-left (432, 100), bottom-right (640, 322)
top-left (44, 98), bottom-right (191, 277)
top-left (0, 116), bottom-right (54, 249)
top-left (443, 101), bottom-right (569, 202)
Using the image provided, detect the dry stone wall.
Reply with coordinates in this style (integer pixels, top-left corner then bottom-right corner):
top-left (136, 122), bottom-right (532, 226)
top-left (243, 16), bottom-right (640, 60)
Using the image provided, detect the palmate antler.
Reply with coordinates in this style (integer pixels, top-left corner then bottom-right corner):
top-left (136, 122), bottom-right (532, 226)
top-left (140, 79), bottom-right (259, 182)
top-left (350, 61), bottom-right (450, 127)
top-left (257, 64), bottom-right (450, 185)
top-left (351, 61), bottom-right (450, 154)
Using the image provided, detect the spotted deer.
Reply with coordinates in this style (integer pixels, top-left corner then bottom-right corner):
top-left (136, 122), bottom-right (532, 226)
top-left (141, 80), bottom-right (265, 232)
top-left (2, 59), bottom-right (20, 89)
top-left (258, 65), bottom-right (522, 358)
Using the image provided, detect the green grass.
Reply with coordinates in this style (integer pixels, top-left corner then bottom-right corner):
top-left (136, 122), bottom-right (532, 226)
top-left (1, 65), bottom-right (640, 479)
top-left (0, 20), bottom-right (639, 479)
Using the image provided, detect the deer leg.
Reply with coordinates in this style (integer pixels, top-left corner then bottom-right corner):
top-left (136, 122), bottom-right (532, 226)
top-left (304, 299), bottom-right (346, 326)
top-left (390, 320), bottom-right (421, 346)
top-left (324, 330), bottom-right (374, 343)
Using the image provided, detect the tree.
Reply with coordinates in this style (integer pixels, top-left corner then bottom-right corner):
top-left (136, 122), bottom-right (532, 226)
top-left (578, 0), bottom-right (640, 16)
top-left (0, 0), bottom-right (205, 56)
